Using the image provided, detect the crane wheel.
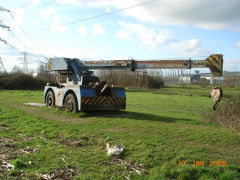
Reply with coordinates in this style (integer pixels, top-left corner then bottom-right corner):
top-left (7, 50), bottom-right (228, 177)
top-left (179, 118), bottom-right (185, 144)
top-left (46, 91), bottom-right (55, 108)
top-left (64, 93), bottom-right (78, 113)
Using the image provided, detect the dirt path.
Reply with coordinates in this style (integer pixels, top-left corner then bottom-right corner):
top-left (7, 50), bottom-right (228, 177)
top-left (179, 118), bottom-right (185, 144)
top-left (0, 99), bottom-right (91, 124)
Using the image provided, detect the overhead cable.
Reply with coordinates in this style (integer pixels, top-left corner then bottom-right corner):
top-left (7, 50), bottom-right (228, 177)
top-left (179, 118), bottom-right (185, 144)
top-left (28, 0), bottom-right (161, 34)
top-left (13, 0), bottom-right (35, 11)
top-left (9, 14), bottom-right (49, 61)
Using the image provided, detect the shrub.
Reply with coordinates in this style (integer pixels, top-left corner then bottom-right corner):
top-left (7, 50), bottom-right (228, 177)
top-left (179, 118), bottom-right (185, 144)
top-left (98, 70), bottom-right (164, 89)
top-left (205, 96), bottom-right (240, 131)
top-left (198, 78), bottom-right (209, 88)
top-left (0, 70), bottom-right (164, 90)
top-left (0, 73), bottom-right (47, 90)
top-left (223, 76), bottom-right (239, 88)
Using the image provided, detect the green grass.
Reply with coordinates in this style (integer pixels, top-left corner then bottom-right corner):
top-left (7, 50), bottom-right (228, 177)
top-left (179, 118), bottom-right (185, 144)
top-left (0, 86), bottom-right (239, 179)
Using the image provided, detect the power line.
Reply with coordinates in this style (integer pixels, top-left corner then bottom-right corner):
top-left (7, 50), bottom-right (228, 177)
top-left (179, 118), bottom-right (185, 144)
top-left (0, 5), bottom-right (39, 56)
top-left (8, 30), bottom-right (46, 63)
top-left (6, 4), bottom-right (52, 59)
top-left (0, 22), bottom-right (10, 29)
top-left (28, 0), bottom-right (161, 34)
top-left (19, 51), bottom-right (29, 73)
top-left (13, 0), bottom-right (36, 11)
top-left (2, 41), bottom-right (46, 65)
top-left (0, 6), bottom-right (11, 30)
top-left (0, 5), bottom-right (10, 13)
top-left (14, 25), bottom-right (49, 60)
top-left (0, 28), bottom-right (46, 65)
top-left (0, 13), bottom-right (48, 63)
top-left (0, 57), bottom-right (6, 73)
top-left (28, 0), bottom-right (55, 12)
top-left (9, 12), bottom-right (50, 61)
top-left (0, 37), bottom-right (17, 49)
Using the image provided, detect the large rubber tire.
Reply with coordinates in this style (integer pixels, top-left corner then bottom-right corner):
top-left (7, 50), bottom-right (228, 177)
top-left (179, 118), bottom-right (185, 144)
top-left (64, 93), bottom-right (78, 113)
top-left (46, 91), bottom-right (55, 108)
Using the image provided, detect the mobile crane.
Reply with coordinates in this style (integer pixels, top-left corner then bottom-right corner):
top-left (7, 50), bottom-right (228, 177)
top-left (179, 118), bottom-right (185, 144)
top-left (44, 54), bottom-right (223, 112)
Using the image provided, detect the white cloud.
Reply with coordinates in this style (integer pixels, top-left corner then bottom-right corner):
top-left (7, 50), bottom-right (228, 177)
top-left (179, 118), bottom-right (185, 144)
top-left (55, 0), bottom-right (80, 5)
top-left (24, 0), bottom-right (40, 5)
top-left (117, 21), bottom-right (172, 48)
top-left (117, 21), bottom-right (212, 56)
top-left (83, 0), bottom-right (240, 31)
top-left (236, 42), bottom-right (240, 48)
top-left (117, 30), bottom-right (130, 40)
top-left (171, 39), bottom-right (202, 56)
top-left (40, 7), bottom-right (55, 19)
top-left (49, 45), bottom-right (96, 59)
top-left (51, 16), bottom-right (67, 32)
top-left (92, 23), bottom-right (105, 35)
top-left (224, 59), bottom-right (240, 71)
top-left (104, 6), bottom-right (111, 13)
top-left (78, 26), bottom-right (87, 36)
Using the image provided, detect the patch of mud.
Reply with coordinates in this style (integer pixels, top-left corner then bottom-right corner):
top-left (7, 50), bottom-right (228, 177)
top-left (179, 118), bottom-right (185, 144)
top-left (0, 127), bottom-right (9, 131)
top-left (19, 147), bottom-right (38, 154)
top-left (0, 136), bottom-right (37, 176)
top-left (109, 156), bottom-right (147, 179)
top-left (0, 137), bottom-right (18, 175)
top-left (0, 137), bottom-right (18, 160)
top-left (37, 167), bottom-right (78, 180)
top-left (60, 138), bottom-right (86, 147)
top-left (59, 136), bottom-right (96, 148)
top-left (0, 136), bottom-right (79, 179)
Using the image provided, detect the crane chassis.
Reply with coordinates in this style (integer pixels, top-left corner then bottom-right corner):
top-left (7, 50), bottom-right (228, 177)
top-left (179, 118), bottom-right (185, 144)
top-left (44, 54), bottom-right (223, 112)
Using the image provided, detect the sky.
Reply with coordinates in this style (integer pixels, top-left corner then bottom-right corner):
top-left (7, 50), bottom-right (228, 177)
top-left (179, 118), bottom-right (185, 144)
top-left (0, 0), bottom-right (240, 73)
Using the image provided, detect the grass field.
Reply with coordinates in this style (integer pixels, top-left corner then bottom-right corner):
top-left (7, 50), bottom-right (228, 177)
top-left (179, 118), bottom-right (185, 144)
top-left (0, 86), bottom-right (240, 179)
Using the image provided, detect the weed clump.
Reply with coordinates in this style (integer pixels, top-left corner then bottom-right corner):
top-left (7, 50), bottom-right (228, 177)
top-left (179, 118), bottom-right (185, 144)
top-left (205, 96), bottom-right (240, 131)
top-left (12, 159), bottom-right (28, 169)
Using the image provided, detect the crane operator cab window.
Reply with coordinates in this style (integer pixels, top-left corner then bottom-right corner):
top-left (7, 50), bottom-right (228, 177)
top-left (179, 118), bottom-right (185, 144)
top-left (81, 70), bottom-right (99, 86)
top-left (56, 71), bottom-right (67, 84)
top-left (81, 76), bottom-right (99, 86)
